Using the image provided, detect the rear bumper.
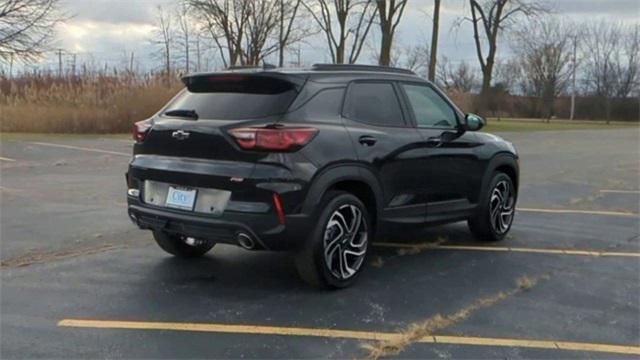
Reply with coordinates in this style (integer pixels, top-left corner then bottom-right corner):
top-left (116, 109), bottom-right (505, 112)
top-left (126, 154), bottom-right (316, 250)
top-left (127, 197), bottom-right (312, 251)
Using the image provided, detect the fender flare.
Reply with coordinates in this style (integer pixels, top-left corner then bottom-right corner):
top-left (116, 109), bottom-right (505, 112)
top-left (478, 153), bottom-right (519, 202)
top-left (301, 164), bottom-right (384, 220)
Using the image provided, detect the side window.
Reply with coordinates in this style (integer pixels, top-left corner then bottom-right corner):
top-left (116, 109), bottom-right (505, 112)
top-left (402, 84), bottom-right (458, 128)
top-left (343, 82), bottom-right (405, 127)
top-left (295, 88), bottom-right (345, 120)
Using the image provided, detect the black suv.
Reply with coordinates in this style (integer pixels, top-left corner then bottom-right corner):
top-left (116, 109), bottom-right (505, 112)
top-left (126, 64), bottom-right (519, 288)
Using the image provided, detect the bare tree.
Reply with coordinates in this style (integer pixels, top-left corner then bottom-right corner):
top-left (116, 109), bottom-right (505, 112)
top-left (243, 0), bottom-right (280, 65)
top-left (191, 0), bottom-right (304, 67)
top-left (190, 0), bottom-right (250, 67)
top-left (0, 0), bottom-right (67, 62)
top-left (303, 0), bottom-right (378, 64)
top-left (428, 0), bottom-right (441, 81)
top-left (376, 0), bottom-right (408, 66)
top-left (616, 25), bottom-right (640, 98)
top-left (151, 5), bottom-right (174, 77)
top-left (400, 43), bottom-right (429, 76)
top-left (582, 21), bottom-right (640, 122)
top-left (175, 1), bottom-right (196, 73)
top-left (437, 57), bottom-right (477, 93)
top-left (276, 0), bottom-right (309, 67)
top-left (513, 18), bottom-right (573, 119)
top-left (464, 0), bottom-right (548, 95)
top-left (495, 57), bottom-right (523, 92)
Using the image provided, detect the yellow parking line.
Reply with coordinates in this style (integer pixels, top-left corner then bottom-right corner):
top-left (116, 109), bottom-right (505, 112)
top-left (372, 242), bottom-right (640, 258)
top-left (432, 335), bottom-right (640, 355)
top-left (29, 142), bottom-right (129, 157)
top-left (58, 319), bottom-right (640, 355)
top-left (58, 319), bottom-right (397, 341)
top-left (517, 207), bottom-right (638, 217)
top-left (0, 156), bottom-right (16, 162)
top-left (600, 189), bottom-right (640, 194)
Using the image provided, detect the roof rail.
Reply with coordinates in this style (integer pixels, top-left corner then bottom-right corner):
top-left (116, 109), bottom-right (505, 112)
top-left (227, 63), bottom-right (278, 71)
top-left (311, 63), bottom-right (416, 75)
top-left (227, 65), bottom-right (260, 70)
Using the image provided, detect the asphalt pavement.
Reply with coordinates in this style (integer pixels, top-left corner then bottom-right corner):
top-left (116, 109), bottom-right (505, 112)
top-left (1, 128), bottom-right (639, 359)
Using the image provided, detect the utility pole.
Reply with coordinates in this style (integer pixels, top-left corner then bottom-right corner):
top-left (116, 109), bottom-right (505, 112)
top-left (8, 52), bottom-right (14, 79)
top-left (57, 49), bottom-right (64, 77)
top-left (185, 33), bottom-right (190, 74)
top-left (196, 35), bottom-right (201, 72)
top-left (570, 34), bottom-right (578, 121)
top-left (428, 0), bottom-right (441, 82)
top-left (130, 51), bottom-right (135, 73)
top-left (71, 53), bottom-right (77, 78)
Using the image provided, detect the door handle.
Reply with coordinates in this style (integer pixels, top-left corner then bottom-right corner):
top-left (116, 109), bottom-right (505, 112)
top-left (426, 136), bottom-right (442, 148)
top-left (358, 135), bottom-right (377, 147)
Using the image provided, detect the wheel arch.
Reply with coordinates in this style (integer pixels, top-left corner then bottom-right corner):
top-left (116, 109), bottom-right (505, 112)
top-left (301, 164), bottom-right (383, 228)
top-left (480, 153), bottom-right (519, 200)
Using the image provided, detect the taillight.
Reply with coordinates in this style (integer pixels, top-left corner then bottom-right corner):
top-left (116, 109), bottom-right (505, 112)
top-left (228, 127), bottom-right (318, 151)
top-left (133, 120), bottom-right (152, 142)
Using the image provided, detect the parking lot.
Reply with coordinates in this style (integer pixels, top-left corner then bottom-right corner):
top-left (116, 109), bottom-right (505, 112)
top-left (1, 128), bottom-right (639, 358)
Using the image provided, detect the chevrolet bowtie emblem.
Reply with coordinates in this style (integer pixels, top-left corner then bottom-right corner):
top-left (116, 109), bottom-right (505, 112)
top-left (172, 130), bottom-right (190, 140)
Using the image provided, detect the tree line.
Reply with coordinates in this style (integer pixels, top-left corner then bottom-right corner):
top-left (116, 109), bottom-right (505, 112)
top-left (1, 0), bottom-right (638, 121)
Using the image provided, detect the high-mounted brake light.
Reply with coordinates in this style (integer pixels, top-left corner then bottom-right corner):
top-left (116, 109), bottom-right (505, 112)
top-left (228, 127), bottom-right (318, 151)
top-left (133, 119), bottom-right (152, 142)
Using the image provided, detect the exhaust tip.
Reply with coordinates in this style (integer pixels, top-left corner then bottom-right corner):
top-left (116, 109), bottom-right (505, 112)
top-left (127, 188), bottom-right (140, 197)
top-left (236, 232), bottom-right (255, 250)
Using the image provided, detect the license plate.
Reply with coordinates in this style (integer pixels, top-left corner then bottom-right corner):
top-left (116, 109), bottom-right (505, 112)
top-left (165, 186), bottom-right (197, 210)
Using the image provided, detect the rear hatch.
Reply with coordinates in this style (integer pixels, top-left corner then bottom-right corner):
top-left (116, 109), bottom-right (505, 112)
top-left (129, 72), bottom-right (306, 215)
top-left (136, 73), bottom-right (305, 162)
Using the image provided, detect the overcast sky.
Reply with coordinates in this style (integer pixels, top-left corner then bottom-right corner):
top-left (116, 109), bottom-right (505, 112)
top-left (35, 0), bottom-right (640, 72)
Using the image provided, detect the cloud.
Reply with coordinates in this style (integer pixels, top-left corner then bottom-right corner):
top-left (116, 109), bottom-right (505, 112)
top-left (58, 20), bottom-right (154, 52)
top-left (551, 0), bottom-right (639, 17)
top-left (63, 0), bottom-right (173, 24)
top-left (40, 0), bottom-right (639, 72)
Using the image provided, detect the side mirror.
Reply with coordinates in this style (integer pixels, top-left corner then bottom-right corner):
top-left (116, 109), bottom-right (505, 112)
top-left (464, 113), bottom-right (486, 132)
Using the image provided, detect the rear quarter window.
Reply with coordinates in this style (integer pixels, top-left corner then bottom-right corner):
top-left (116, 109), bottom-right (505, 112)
top-left (292, 88), bottom-right (345, 121)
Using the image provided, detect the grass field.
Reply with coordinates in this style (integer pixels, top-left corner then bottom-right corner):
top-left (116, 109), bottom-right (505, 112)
top-left (2, 75), bottom-right (637, 134)
top-left (483, 119), bottom-right (639, 132)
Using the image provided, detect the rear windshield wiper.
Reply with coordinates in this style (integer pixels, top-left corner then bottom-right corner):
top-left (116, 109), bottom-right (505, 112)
top-left (163, 109), bottom-right (199, 120)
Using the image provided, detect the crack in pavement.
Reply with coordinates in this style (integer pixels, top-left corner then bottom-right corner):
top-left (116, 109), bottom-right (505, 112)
top-left (0, 242), bottom-right (139, 269)
top-left (361, 274), bottom-right (551, 359)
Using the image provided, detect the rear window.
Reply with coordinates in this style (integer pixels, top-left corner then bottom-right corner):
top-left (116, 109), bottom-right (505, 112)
top-left (164, 76), bottom-right (298, 120)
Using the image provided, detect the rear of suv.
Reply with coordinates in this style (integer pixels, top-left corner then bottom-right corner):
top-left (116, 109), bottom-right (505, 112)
top-left (126, 64), bottom-right (519, 288)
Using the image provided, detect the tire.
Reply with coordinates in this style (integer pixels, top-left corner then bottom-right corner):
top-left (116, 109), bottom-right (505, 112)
top-left (468, 172), bottom-right (516, 242)
top-left (295, 191), bottom-right (372, 289)
top-left (152, 231), bottom-right (215, 258)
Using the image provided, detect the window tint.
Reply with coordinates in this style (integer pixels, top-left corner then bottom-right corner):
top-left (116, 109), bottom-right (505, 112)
top-left (402, 84), bottom-right (457, 128)
top-left (344, 82), bottom-right (404, 127)
top-left (164, 76), bottom-right (297, 120)
top-left (295, 88), bottom-right (345, 120)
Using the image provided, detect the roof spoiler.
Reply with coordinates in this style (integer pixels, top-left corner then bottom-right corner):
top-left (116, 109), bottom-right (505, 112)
top-left (180, 72), bottom-right (305, 93)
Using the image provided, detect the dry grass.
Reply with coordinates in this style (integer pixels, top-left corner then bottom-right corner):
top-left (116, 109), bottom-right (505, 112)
top-left (0, 244), bottom-right (125, 269)
top-left (0, 74), bottom-right (182, 133)
top-left (395, 236), bottom-right (448, 256)
top-left (362, 274), bottom-right (550, 359)
top-left (370, 256), bottom-right (385, 268)
top-left (3, 73), bottom-right (635, 134)
top-left (516, 274), bottom-right (549, 291)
